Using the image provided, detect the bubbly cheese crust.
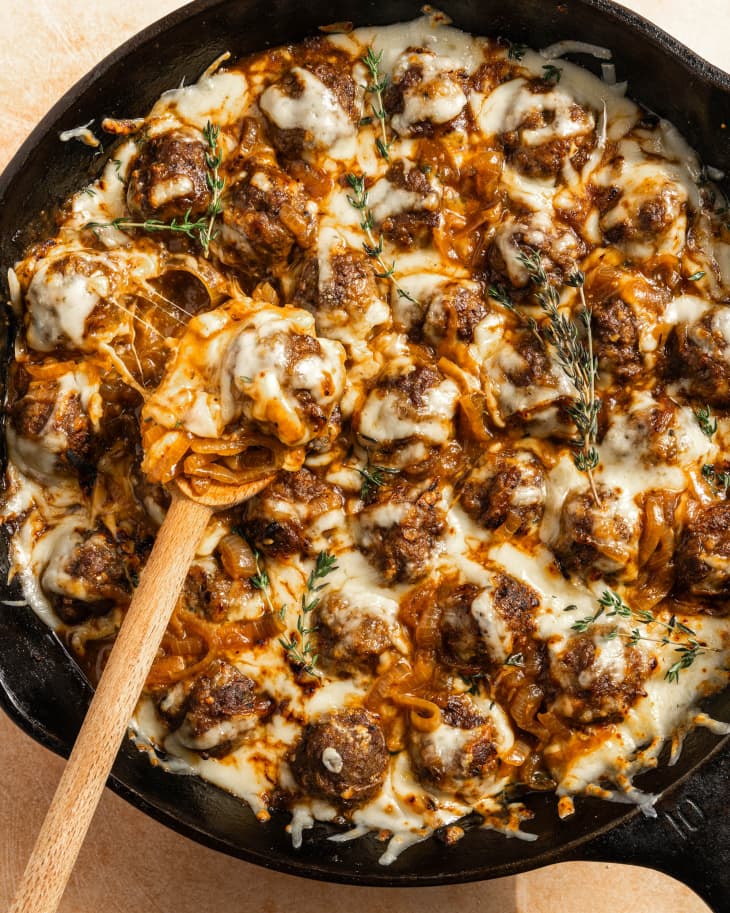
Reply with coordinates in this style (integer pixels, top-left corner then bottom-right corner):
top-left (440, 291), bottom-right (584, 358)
top-left (3, 14), bottom-right (730, 864)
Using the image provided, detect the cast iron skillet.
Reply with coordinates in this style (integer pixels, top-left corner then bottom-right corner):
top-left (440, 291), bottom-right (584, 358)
top-left (0, 0), bottom-right (728, 908)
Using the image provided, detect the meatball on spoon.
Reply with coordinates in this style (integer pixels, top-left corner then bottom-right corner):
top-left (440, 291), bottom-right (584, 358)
top-left (11, 296), bottom-right (346, 913)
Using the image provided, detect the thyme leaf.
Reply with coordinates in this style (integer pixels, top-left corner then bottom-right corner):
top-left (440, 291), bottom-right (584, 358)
top-left (564, 590), bottom-right (719, 682)
top-left (346, 172), bottom-right (418, 306)
top-left (508, 42), bottom-right (528, 61)
top-left (86, 120), bottom-right (225, 256)
top-left (542, 64), bottom-right (562, 84)
top-left (362, 47), bottom-right (391, 161)
top-left (357, 463), bottom-right (399, 500)
top-left (279, 550), bottom-right (338, 677)
top-left (694, 404), bottom-right (718, 439)
top-left (702, 463), bottom-right (730, 496)
top-left (517, 249), bottom-right (601, 502)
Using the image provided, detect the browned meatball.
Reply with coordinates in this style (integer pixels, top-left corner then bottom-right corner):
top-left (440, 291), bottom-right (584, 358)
top-left (127, 129), bottom-right (212, 221)
top-left (315, 591), bottom-right (401, 674)
top-left (355, 480), bottom-right (447, 583)
top-left (380, 160), bottom-right (439, 250)
top-left (294, 247), bottom-right (388, 343)
top-left (355, 361), bottom-right (460, 471)
top-left (438, 583), bottom-right (488, 671)
top-left (675, 503), bottom-right (730, 608)
top-left (549, 630), bottom-right (655, 725)
top-left (665, 308), bottom-right (730, 407)
top-left (242, 468), bottom-right (344, 558)
top-left (8, 373), bottom-right (92, 477)
top-left (41, 528), bottom-right (130, 624)
top-left (183, 559), bottom-right (253, 622)
top-left (461, 450), bottom-right (546, 533)
top-left (259, 61), bottom-right (357, 158)
top-left (420, 282), bottom-right (487, 345)
top-left (165, 660), bottom-right (274, 758)
top-left (290, 708), bottom-right (388, 806)
top-left (217, 162), bottom-right (316, 280)
top-left (591, 297), bottom-right (642, 379)
top-left (551, 487), bottom-right (641, 582)
top-left (408, 695), bottom-right (499, 793)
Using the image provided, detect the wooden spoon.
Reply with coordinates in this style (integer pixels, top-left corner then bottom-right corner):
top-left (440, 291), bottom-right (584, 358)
top-left (9, 476), bottom-right (274, 913)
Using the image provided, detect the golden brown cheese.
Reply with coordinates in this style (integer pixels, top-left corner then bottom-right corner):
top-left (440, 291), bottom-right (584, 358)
top-left (3, 13), bottom-right (730, 864)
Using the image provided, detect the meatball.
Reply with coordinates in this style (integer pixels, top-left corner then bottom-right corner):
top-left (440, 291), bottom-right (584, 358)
top-left (355, 361), bottom-right (460, 470)
top-left (665, 308), bottom-right (730, 407)
top-left (461, 450), bottom-right (546, 533)
top-left (355, 480), bottom-right (447, 583)
top-left (408, 695), bottom-right (501, 795)
top-left (294, 245), bottom-right (389, 344)
top-left (591, 296), bottom-right (642, 379)
top-left (551, 486), bottom-right (642, 582)
top-left (600, 174), bottom-right (685, 256)
top-left (549, 629), bottom-right (655, 725)
top-left (438, 583), bottom-right (488, 671)
top-left (8, 370), bottom-right (94, 479)
top-left (419, 281), bottom-right (488, 346)
top-left (40, 527), bottom-right (130, 624)
top-left (315, 587), bottom-right (403, 674)
top-left (216, 162), bottom-right (316, 280)
top-left (675, 503), bottom-right (730, 608)
top-left (371, 160), bottom-right (440, 250)
top-left (489, 211), bottom-right (585, 290)
top-left (259, 62), bottom-right (356, 157)
top-left (127, 129), bottom-right (212, 221)
top-left (182, 558), bottom-right (252, 622)
top-left (242, 468), bottom-right (344, 558)
top-left (483, 330), bottom-right (573, 426)
top-left (386, 50), bottom-right (467, 137)
top-left (498, 91), bottom-right (595, 179)
top-left (167, 660), bottom-right (274, 758)
top-left (290, 708), bottom-right (388, 806)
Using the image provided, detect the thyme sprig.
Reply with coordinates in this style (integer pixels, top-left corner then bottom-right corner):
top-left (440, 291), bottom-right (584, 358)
top-left (87, 119), bottom-right (225, 256)
top-left (250, 550), bottom-right (276, 615)
top-left (346, 172), bottom-right (417, 304)
top-left (542, 64), bottom-right (562, 84)
top-left (702, 463), bottom-right (730, 496)
top-left (357, 463), bottom-right (399, 499)
top-left (202, 120), bottom-right (225, 254)
top-left (361, 47), bottom-right (391, 160)
top-left (565, 590), bottom-right (719, 682)
top-left (497, 250), bottom-right (601, 502)
top-left (279, 550), bottom-right (338, 677)
top-left (508, 42), bottom-right (528, 61)
top-left (695, 405), bottom-right (718, 440)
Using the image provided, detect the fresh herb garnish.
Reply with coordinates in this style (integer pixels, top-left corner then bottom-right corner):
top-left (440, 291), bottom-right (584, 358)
top-left (279, 550), bottom-right (338, 677)
top-left (687, 270), bottom-right (706, 281)
top-left (504, 652), bottom-right (525, 667)
top-left (250, 550), bottom-right (276, 615)
top-left (565, 591), bottom-right (718, 682)
top-left (514, 251), bottom-right (601, 503)
top-left (346, 172), bottom-right (418, 305)
top-left (695, 405), bottom-right (718, 439)
top-left (87, 120), bottom-right (225, 256)
top-left (361, 47), bottom-right (391, 161)
top-left (508, 42), bottom-right (528, 61)
top-left (542, 64), bottom-right (562, 84)
top-left (702, 463), bottom-right (730, 496)
top-left (357, 463), bottom-right (399, 499)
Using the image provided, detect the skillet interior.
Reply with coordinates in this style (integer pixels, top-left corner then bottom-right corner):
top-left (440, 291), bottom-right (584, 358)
top-left (0, 0), bottom-right (729, 888)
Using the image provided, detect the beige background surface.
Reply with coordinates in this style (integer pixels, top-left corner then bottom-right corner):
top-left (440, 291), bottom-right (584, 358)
top-left (0, 1), bottom-right (727, 910)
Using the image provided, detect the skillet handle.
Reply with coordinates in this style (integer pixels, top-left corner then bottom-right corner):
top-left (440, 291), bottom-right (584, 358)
top-left (571, 743), bottom-right (730, 913)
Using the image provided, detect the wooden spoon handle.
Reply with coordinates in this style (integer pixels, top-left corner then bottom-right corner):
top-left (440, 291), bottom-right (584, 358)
top-left (9, 494), bottom-right (213, 913)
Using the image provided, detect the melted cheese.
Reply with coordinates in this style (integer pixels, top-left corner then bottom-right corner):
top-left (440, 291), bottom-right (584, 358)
top-left (3, 13), bottom-right (730, 870)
